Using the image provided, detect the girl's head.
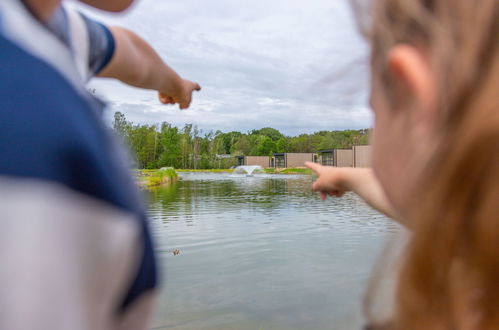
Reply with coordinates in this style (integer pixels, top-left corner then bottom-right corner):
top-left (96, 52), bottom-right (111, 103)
top-left (364, 0), bottom-right (499, 328)
top-left (367, 0), bottom-right (499, 215)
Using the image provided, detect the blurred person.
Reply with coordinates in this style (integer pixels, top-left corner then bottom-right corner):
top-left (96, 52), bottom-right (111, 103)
top-left (0, 0), bottom-right (197, 329)
top-left (308, 0), bottom-right (499, 328)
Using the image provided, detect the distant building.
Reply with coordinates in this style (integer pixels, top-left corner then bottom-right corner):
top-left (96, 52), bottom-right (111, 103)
top-left (236, 156), bottom-right (271, 168)
top-left (317, 149), bottom-right (353, 167)
top-left (318, 150), bottom-right (334, 166)
top-left (272, 153), bottom-right (315, 168)
top-left (353, 145), bottom-right (371, 168)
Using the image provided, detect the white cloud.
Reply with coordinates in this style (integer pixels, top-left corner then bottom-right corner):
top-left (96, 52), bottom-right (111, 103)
top-left (81, 0), bottom-right (372, 135)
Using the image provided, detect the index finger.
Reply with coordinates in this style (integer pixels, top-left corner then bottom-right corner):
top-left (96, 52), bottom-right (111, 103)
top-left (305, 161), bottom-right (322, 175)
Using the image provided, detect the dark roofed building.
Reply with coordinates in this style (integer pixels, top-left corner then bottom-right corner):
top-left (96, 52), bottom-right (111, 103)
top-left (237, 156), bottom-right (271, 168)
top-left (317, 149), bottom-right (353, 167)
top-left (272, 153), bottom-right (315, 168)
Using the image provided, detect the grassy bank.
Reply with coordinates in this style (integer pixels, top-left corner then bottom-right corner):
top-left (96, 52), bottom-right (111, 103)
top-left (264, 168), bottom-right (313, 175)
top-left (136, 168), bottom-right (178, 188)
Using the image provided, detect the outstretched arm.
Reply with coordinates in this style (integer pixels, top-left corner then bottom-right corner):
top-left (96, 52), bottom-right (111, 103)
top-left (98, 26), bottom-right (200, 109)
top-left (305, 162), bottom-right (402, 224)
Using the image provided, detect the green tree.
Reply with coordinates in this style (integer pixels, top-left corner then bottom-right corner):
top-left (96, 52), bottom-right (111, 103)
top-left (112, 112), bottom-right (131, 140)
top-left (250, 135), bottom-right (277, 156)
top-left (127, 124), bottom-right (158, 168)
top-left (250, 127), bottom-right (284, 141)
top-left (231, 134), bottom-right (252, 155)
top-left (158, 123), bottom-right (181, 168)
top-left (221, 131), bottom-right (242, 154)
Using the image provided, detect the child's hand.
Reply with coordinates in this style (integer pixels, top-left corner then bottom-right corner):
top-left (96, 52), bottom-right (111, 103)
top-left (305, 162), bottom-right (351, 200)
top-left (159, 79), bottom-right (201, 109)
top-left (306, 163), bottom-right (401, 221)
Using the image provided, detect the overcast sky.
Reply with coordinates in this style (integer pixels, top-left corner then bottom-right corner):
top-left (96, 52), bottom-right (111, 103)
top-left (78, 0), bottom-right (372, 136)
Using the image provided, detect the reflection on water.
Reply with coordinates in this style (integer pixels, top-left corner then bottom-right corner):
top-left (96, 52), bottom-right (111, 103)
top-left (147, 172), bottom-right (400, 330)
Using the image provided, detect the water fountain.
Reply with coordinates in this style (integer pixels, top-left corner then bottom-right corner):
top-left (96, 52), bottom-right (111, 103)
top-left (233, 165), bottom-right (264, 176)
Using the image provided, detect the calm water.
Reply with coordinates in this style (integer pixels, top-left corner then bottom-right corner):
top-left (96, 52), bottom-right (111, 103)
top-left (146, 172), bottom-right (400, 330)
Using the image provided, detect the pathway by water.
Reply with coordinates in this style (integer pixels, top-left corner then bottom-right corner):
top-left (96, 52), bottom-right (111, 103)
top-left (146, 172), bottom-right (401, 330)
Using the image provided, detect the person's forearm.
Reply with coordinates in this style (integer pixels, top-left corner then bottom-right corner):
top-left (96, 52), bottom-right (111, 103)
top-left (98, 26), bottom-right (182, 95)
top-left (343, 168), bottom-right (402, 223)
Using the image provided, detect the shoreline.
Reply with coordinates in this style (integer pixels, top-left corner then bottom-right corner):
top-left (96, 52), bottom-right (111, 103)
top-left (135, 167), bottom-right (313, 188)
top-left (136, 168), bottom-right (178, 188)
top-left (176, 168), bottom-right (313, 175)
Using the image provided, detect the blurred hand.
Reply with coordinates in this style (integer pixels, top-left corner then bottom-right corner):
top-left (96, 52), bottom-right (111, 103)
top-left (159, 79), bottom-right (201, 109)
top-left (305, 162), bottom-right (350, 200)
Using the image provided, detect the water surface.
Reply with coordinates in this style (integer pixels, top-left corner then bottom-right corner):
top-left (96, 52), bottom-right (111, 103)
top-left (147, 172), bottom-right (400, 330)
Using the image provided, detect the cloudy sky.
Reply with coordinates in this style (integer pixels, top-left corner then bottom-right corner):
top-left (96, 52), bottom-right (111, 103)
top-left (78, 0), bottom-right (372, 136)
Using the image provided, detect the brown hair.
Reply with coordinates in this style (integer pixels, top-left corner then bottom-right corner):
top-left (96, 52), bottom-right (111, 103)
top-left (362, 0), bottom-right (499, 329)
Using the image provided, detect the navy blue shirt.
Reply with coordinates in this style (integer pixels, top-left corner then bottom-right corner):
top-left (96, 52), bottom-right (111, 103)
top-left (46, 5), bottom-right (116, 76)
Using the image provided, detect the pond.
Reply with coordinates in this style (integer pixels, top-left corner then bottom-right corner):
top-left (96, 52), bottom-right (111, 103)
top-left (147, 172), bottom-right (400, 330)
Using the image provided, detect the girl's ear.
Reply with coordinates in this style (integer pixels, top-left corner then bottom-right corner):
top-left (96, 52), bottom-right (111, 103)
top-left (388, 45), bottom-right (436, 113)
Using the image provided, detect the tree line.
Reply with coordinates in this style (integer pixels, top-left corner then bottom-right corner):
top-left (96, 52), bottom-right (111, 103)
top-left (112, 112), bottom-right (370, 169)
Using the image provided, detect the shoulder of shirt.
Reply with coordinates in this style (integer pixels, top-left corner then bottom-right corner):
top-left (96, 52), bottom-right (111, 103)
top-left (0, 33), bottom-right (141, 214)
